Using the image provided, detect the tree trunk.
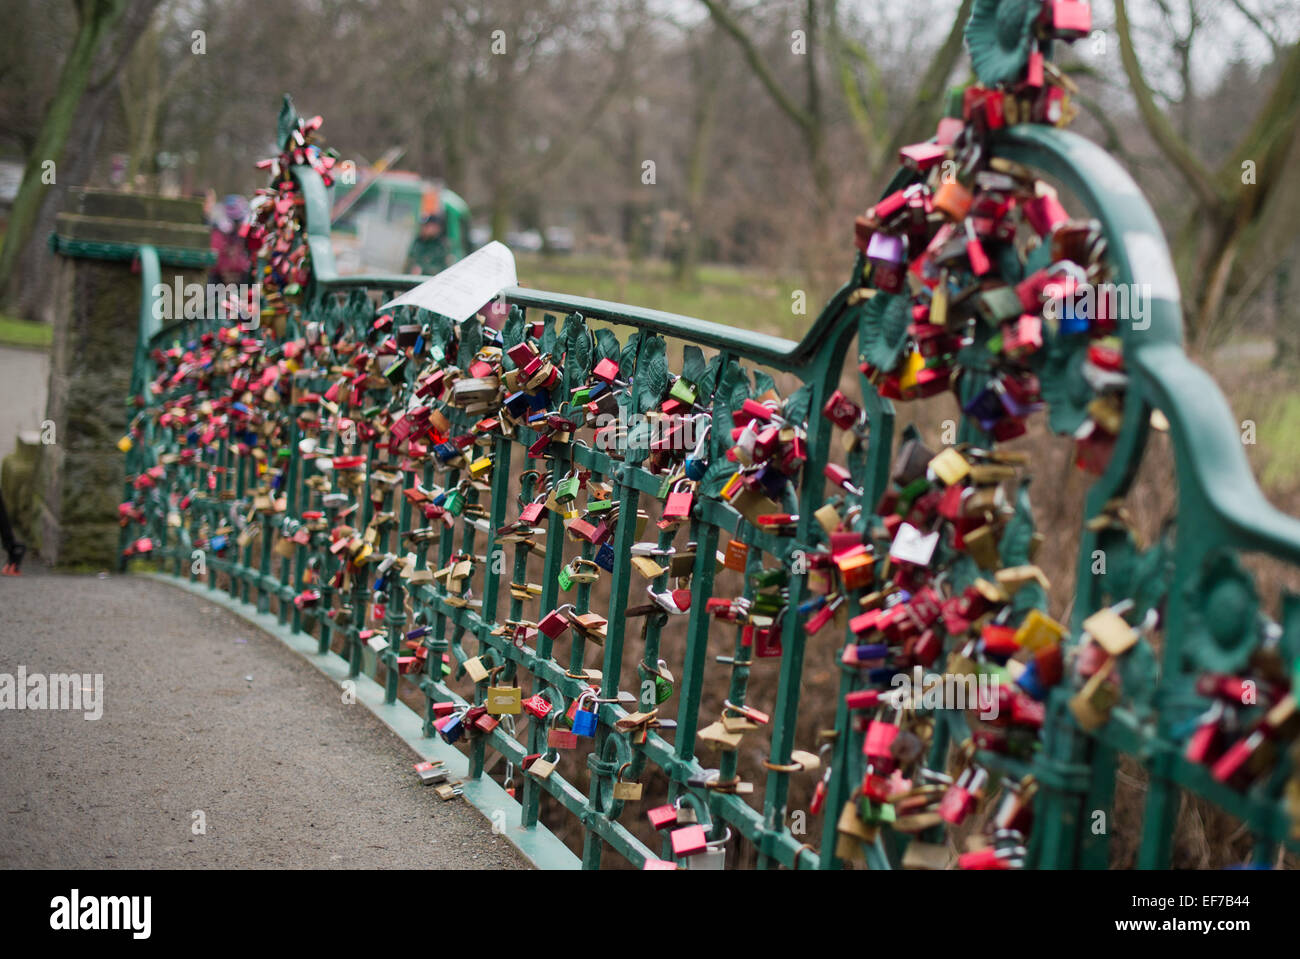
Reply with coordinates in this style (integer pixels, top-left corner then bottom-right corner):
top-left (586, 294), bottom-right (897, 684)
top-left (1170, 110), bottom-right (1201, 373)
top-left (0, 0), bottom-right (128, 309)
top-left (13, 75), bottom-right (117, 324)
top-left (674, 36), bottom-right (722, 286)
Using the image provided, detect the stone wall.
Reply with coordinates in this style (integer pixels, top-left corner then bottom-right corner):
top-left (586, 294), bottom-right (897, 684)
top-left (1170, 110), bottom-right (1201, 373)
top-left (27, 188), bottom-right (210, 567)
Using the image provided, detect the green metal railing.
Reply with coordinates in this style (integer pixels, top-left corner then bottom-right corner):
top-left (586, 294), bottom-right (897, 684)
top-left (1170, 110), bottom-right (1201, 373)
top-left (117, 79), bottom-right (1300, 869)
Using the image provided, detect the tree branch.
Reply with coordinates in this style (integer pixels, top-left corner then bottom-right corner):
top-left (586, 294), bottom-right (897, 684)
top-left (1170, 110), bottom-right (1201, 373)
top-left (1113, 0), bottom-right (1224, 211)
top-left (699, 0), bottom-right (814, 134)
top-left (1227, 0), bottom-right (1280, 59)
top-left (879, 0), bottom-right (973, 172)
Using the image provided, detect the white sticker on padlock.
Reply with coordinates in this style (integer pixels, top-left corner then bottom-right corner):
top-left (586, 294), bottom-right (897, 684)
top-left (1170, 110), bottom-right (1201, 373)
top-left (889, 522), bottom-right (940, 567)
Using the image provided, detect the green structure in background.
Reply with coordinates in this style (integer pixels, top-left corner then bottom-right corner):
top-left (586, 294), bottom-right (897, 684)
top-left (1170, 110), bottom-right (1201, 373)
top-left (330, 166), bottom-right (471, 277)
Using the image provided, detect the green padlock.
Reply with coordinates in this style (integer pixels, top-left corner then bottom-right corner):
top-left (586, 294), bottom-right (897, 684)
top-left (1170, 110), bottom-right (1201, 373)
top-left (670, 377), bottom-right (697, 405)
top-left (649, 659), bottom-right (674, 705)
top-left (750, 568), bottom-right (788, 590)
top-left (445, 487), bottom-right (466, 516)
top-left (557, 563), bottom-right (575, 591)
top-left (555, 474), bottom-right (581, 504)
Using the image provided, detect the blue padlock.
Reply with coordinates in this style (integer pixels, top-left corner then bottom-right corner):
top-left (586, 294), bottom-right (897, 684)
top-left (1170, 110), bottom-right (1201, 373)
top-left (503, 391), bottom-right (530, 417)
top-left (571, 692), bottom-right (598, 738)
top-left (436, 709), bottom-right (466, 744)
top-left (1015, 660), bottom-right (1047, 701)
top-left (866, 665), bottom-right (901, 685)
top-left (683, 421), bottom-right (711, 481)
top-left (961, 387), bottom-right (1005, 432)
top-left (210, 534), bottom-right (228, 552)
top-left (595, 542), bottom-right (616, 573)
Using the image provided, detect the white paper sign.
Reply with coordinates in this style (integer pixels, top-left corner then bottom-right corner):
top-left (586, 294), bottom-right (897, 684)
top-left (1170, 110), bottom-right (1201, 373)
top-left (379, 241), bottom-right (518, 321)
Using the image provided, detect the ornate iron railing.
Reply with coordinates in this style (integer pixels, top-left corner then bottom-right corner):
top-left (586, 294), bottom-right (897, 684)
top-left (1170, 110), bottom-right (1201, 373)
top-left (119, 22), bottom-right (1300, 869)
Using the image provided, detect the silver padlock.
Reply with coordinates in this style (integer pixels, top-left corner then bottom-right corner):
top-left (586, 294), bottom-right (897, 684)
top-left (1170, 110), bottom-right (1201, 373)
top-left (682, 826), bottom-right (730, 870)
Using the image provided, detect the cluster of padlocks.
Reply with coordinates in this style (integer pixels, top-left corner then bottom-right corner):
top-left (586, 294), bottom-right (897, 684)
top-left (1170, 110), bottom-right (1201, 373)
top-left (117, 0), bottom-right (1299, 867)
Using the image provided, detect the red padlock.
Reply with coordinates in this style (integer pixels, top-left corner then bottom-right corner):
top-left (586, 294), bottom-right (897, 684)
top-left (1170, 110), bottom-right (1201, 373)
top-left (938, 767), bottom-right (987, 824)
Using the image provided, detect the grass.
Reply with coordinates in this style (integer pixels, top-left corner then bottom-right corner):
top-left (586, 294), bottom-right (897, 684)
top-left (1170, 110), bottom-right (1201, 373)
top-left (0, 312), bottom-right (52, 350)
top-left (1258, 391), bottom-right (1300, 490)
top-left (513, 253), bottom-right (813, 340)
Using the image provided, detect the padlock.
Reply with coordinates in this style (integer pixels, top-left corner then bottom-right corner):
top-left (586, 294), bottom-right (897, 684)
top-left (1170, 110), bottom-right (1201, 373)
top-left (661, 479), bottom-right (695, 524)
top-left (548, 724), bottom-right (579, 750)
top-left (528, 751), bottom-right (558, 781)
top-left (723, 539), bottom-right (749, 572)
top-left (866, 232), bottom-right (906, 294)
top-left (863, 707), bottom-right (902, 769)
top-left (964, 219), bottom-right (990, 275)
top-left (595, 542), bottom-right (616, 572)
top-left (670, 376), bottom-right (697, 405)
top-left (681, 826), bottom-right (729, 869)
top-left (571, 690), bottom-right (598, 738)
top-left (652, 659), bottom-right (675, 705)
top-left (938, 767), bottom-right (987, 824)
top-left (522, 693), bottom-right (552, 720)
top-left (669, 823), bottom-right (708, 858)
top-left (554, 472), bottom-right (581, 504)
top-left (683, 421), bottom-right (711, 480)
top-left (612, 764), bottom-right (643, 801)
top-left (538, 605), bottom-right (574, 640)
top-left (434, 706), bottom-right (468, 744)
top-left (462, 655), bottom-right (491, 683)
top-left (413, 760), bottom-right (448, 785)
top-left (1069, 657), bottom-right (1118, 731)
top-left (821, 389), bottom-right (862, 430)
top-left (485, 674), bottom-right (521, 715)
top-left (646, 805), bottom-right (678, 830)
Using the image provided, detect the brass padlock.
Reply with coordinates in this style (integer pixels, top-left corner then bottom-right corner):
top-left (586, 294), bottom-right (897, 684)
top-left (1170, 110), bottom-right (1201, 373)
top-left (814, 503), bottom-right (842, 536)
top-left (1069, 657), bottom-right (1118, 731)
top-left (612, 765), bottom-right (643, 801)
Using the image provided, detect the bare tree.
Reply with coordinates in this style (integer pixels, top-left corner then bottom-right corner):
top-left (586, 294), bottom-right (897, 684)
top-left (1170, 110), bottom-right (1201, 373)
top-left (1114, 0), bottom-right (1300, 349)
top-left (0, 0), bottom-right (162, 312)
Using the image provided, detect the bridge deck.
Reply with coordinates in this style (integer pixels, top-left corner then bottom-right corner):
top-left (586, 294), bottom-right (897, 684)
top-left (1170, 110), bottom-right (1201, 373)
top-left (0, 570), bottom-right (527, 869)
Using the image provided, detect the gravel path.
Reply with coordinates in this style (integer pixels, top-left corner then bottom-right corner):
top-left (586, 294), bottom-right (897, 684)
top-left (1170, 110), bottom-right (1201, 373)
top-left (0, 569), bottom-right (527, 869)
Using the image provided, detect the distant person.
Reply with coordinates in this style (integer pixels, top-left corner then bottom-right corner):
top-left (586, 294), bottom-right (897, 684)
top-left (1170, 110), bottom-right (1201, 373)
top-left (0, 490), bottom-right (24, 575)
top-left (204, 191), bottom-right (254, 285)
top-left (405, 214), bottom-right (452, 275)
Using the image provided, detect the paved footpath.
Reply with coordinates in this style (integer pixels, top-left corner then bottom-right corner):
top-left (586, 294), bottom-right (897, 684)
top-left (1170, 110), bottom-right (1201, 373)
top-left (0, 570), bottom-right (527, 869)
